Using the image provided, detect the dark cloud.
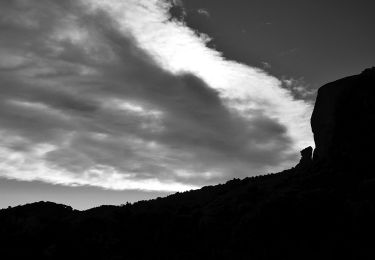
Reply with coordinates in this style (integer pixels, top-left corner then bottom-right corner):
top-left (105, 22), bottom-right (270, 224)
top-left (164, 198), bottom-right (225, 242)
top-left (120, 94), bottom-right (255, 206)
top-left (0, 0), bottom-right (298, 190)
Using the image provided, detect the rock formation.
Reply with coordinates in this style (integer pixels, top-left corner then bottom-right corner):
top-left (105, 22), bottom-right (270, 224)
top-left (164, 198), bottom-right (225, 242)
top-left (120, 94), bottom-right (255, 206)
top-left (311, 67), bottom-right (375, 173)
top-left (296, 146), bottom-right (313, 170)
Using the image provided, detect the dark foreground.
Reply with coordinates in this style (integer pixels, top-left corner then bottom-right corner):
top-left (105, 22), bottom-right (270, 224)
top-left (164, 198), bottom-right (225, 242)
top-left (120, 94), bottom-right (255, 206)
top-left (1, 68), bottom-right (374, 259)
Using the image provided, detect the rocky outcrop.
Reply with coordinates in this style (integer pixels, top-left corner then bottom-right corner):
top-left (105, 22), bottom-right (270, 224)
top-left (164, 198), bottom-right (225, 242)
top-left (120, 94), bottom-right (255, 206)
top-left (296, 146), bottom-right (313, 170)
top-left (311, 67), bottom-right (375, 172)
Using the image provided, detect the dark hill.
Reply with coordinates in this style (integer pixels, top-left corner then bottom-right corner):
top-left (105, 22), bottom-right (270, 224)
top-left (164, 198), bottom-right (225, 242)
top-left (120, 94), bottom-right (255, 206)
top-left (1, 68), bottom-right (375, 260)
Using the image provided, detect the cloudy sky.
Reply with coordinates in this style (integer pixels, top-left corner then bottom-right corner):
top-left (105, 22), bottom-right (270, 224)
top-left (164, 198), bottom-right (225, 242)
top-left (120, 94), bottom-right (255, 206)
top-left (1, 0), bottom-right (374, 209)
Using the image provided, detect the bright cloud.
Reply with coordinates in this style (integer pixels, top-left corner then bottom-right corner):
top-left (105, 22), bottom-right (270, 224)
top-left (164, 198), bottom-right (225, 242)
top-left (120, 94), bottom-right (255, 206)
top-left (86, 0), bottom-right (312, 149)
top-left (0, 0), bottom-right (313, 192)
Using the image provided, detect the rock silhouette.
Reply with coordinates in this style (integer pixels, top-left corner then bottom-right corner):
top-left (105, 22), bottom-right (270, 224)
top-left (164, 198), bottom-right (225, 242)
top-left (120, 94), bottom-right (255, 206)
top-left (311, 67), bottom-right (375, 173)
top-left (1, 69), bottom-right (375, 259)
top-left (295, 146), bottom-right (313, 169)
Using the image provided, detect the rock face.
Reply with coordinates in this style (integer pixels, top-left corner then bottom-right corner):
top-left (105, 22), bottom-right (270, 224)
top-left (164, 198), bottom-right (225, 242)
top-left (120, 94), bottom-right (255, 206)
top-left (311, 67), bottom-right (375, 172)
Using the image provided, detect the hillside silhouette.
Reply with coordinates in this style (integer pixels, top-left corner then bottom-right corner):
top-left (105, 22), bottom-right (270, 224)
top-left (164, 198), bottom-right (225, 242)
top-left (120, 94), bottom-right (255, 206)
top-left (1, 68), bottom-right (375, 259)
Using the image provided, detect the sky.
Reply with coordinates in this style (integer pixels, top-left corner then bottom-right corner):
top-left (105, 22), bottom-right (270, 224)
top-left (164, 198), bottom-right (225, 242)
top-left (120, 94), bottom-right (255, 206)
top-left (0, 0), bottom-right (374, 210)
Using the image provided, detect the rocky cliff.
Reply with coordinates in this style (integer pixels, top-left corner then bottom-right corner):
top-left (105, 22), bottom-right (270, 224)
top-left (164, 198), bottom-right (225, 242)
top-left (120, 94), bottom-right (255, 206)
top-left (311, 67), bottom-right (375, 173)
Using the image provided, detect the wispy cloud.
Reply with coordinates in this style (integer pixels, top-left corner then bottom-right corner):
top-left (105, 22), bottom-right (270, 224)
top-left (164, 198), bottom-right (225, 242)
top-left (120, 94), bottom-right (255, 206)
top-left (197, 9), bottom-right (210, 18)
top-left (0, 0), bottom-right (313, 192)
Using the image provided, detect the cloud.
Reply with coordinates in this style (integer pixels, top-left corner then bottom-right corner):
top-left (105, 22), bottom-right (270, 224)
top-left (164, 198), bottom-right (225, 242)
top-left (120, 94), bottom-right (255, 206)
top-left (261, 61), bottom-right (272, 70)
top-left (0, 0), bottom-right (313, 192)
top-left (281, 77), bottom-right (317, 100)
top-left (197, 9), bottom-right (210, 18)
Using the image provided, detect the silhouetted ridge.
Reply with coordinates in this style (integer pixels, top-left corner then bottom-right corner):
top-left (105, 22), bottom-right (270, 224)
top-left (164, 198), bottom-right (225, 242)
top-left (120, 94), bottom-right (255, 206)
top-left (1, 68), bottom-right (375, 259)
